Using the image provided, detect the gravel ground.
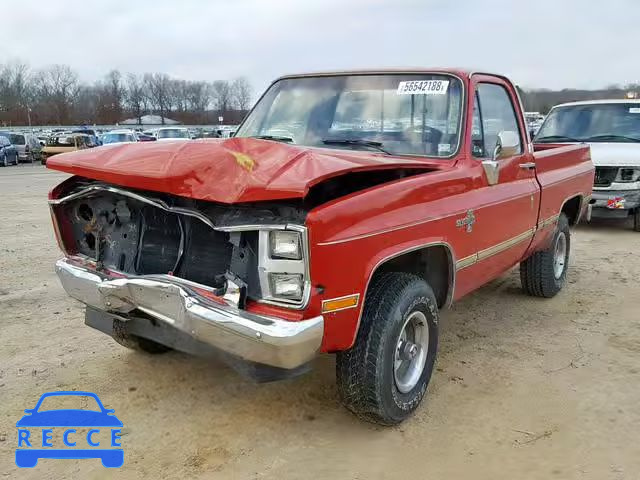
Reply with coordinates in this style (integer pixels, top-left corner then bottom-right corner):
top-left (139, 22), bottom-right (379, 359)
top-left (1, 165), bottom-right (639, 479)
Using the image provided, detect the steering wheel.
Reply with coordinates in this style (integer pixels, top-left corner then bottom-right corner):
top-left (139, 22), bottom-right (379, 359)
top-left (403, 125), bottom-right (443, 142)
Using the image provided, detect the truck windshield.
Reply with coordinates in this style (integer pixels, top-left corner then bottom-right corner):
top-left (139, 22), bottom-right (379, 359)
top-left (103, 133), bottom-right (134, 144)
top-left (236, 74), bottom-right (463, 158)
top-left (157, 129), bottom-right (189, 139)
top-left (536, 103), bottom-right (640, 143)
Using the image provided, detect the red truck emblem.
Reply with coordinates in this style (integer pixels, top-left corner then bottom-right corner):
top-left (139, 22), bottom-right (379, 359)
top-left (455, 209), bottom-right (476, 233)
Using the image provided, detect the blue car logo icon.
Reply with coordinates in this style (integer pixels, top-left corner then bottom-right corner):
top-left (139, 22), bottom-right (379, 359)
top-left (16, 391), bottom-right (123, 468)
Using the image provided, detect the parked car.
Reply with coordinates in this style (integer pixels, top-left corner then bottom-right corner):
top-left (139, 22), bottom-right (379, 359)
top-left (101, 129), bottom-right (138, 145)
top-left (535, 99), bottom-right (640, 231)
top-left (41, 133), bottom-right (92, 165)
top-left (47, 69), bottom-right (593, 425)
top-left (72, 129), bottom-right (102, 147)
top-left (9, 133), bottom-right (42, 163)
top-left (0, 135), bottom-right (18, 166)
top-left (155, 127), bottom-right (190, 141)
top-left (135, 132), bottom-right (156, 142)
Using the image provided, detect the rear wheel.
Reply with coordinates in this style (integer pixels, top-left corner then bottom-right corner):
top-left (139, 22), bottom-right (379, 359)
top-left (336, 272), bottom-right (439, 425)
top-left (520, 213), bottom-right (570, 298)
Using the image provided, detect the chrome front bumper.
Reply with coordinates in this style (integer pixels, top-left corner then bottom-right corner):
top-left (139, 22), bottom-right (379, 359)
top-left (55, 259), bottom-right (323, 370)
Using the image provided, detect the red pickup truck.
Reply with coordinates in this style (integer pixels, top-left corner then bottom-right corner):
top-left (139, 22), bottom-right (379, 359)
top-left (47, 69), bottom-right (593, 425)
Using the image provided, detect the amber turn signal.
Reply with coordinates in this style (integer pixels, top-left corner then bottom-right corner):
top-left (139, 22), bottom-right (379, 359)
top-left (321, 294), bottom-right (360, 313)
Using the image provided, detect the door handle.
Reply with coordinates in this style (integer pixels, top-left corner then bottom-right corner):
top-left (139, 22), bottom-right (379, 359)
top-left (519, 162), bottom-right (536, 170)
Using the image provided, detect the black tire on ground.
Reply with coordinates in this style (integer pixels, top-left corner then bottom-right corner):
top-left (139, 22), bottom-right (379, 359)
top-left (520, 213), bottom-right (570, 298)
top-left (336, 272), bottom-right (439, 426)
top-left (633, 209), bottom-right (640, 232)
top-left (111, 319), bottom-right (171, 354)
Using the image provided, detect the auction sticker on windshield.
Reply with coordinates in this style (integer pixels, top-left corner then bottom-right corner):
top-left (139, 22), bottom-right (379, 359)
top-left (397, 80), bottom-right (449, 95)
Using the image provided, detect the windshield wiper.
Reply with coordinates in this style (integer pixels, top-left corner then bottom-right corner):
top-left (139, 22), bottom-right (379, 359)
top-left (321, 138), bottom-right (391, 154)
top-left (250, 135), bottom-right (293, 143)
top-left (582, 134), bottom-right (640, 143)
top-left (535, 135), bottom-right (583, 143)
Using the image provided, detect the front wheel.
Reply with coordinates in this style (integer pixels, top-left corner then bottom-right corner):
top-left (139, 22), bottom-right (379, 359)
top-left (520, 213), bottom-right (570, 298)
top-left (336, 272), bottom-right (439, 425)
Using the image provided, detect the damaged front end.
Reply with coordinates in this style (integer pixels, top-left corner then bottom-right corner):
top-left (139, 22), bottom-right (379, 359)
top-left (49, 178), bottom-right (322, 379)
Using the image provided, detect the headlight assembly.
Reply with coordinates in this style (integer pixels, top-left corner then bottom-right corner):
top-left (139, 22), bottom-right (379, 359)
top-left (269, 273), bottom-right (304, 300)
top-left (269, 230), bottom-right (302, 259)
top-left (615, 168), bottom-right (640, 183)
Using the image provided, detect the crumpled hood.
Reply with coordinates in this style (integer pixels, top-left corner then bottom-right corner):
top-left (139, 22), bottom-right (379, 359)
top-left (46, 138), bottom-right (435, 203)
top-left (588, 143), bottom-right (640, 167)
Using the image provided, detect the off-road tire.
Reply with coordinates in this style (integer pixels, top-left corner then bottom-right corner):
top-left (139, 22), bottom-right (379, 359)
top-left (633, 208), bottom-right (640, 232)
top-left (520, 213), bottom-right (570, 298)
top-left (336, 272), bottom-right (439, 426)
top-left (111, 319), bottom-right (171, 354)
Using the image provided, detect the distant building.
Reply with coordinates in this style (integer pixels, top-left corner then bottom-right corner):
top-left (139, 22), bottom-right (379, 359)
top-left (120, 115), bottom-right (181, 126)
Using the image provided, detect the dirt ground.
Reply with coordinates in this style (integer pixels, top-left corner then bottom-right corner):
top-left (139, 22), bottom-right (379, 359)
top-left (1, 165), bottom-right (639, 479)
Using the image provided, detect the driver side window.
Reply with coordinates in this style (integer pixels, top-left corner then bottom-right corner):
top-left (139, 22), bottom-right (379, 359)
top-left (472, 83), bottom-right (522, 158)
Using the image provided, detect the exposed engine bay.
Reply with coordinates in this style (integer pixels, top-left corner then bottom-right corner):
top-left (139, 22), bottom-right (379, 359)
top-left (51, 179), bottom-right (308, 305)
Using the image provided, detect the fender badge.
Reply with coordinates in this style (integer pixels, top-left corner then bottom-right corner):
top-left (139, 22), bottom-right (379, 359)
top-left (456, 209), bottom-right (476, 233)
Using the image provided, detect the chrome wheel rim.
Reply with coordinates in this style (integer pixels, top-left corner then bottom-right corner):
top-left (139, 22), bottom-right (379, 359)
top-left (553, 231), bottom-right (567, 279)
top-left (394, 310), bottom-right (429, 393)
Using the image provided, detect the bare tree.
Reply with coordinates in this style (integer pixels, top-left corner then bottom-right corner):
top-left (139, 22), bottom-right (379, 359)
top-left (0, 59), bottom-right (254, 126)
top-left (0, 61), bottom-right (32, 125)
top-left (144, 73), bottom-right (171, 124)
top-left (125, 73), bottom-right (146, 124)
top-left (230, 77), bottom-right (252, 111)
top-left (186, 81), bottom-right (210, 122)
top-left (36, 64), bottom-right (78, 124)
top-left (211, 80), bottom-right (232, 113)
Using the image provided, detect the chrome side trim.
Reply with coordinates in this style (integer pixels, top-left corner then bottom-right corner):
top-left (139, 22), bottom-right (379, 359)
top-left (476, 228), bottom-right (535, 262)
top-left (350, 241), bottom-right (455, 349)
top-left (455, 253), bottom-right (478, 270)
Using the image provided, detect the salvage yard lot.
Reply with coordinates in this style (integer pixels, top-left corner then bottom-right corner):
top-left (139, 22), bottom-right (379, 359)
top-left (1, 166), bottom-right (639, 479)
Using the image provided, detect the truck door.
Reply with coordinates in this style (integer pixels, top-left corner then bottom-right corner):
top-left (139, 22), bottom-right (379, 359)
top-left (461, 76), bottom-right (540, 287)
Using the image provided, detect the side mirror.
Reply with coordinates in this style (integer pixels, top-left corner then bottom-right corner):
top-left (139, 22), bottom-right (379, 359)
top-left (492, 131), bottom-right (520, 160)
top-left (482, 131), bottom-right (520, 186)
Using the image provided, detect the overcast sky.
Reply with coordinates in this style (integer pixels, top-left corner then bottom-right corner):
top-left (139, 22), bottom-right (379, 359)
top-left (3, 0), bottom-right (638, 95)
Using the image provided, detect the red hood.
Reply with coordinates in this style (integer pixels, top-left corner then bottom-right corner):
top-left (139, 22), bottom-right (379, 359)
top-left (46, 138), bottom-right (437, 203)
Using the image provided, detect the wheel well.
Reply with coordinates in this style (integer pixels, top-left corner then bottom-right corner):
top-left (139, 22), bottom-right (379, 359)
top-left (372, 245), bottom-right (453, 308)
top-left (561, 196), bottom-right (582, 225)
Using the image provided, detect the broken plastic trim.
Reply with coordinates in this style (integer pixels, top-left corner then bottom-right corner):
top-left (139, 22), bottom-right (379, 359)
top-left (48, 184), bottom-right (217, 230)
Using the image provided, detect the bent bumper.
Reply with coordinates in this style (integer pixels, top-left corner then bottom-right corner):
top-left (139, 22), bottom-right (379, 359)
top-left (592, 190), bottom-right (640, 210)
top-left (55, 259), bottom-right (323, 370)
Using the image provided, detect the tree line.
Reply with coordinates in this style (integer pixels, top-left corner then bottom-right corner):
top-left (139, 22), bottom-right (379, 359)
top-left (520, 84), bottom-right (639, 114)
top-left (0, 61), bottom-right (253, 126)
